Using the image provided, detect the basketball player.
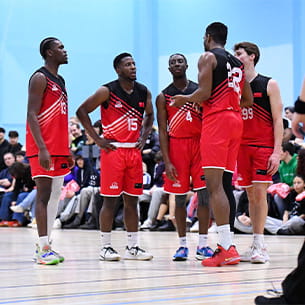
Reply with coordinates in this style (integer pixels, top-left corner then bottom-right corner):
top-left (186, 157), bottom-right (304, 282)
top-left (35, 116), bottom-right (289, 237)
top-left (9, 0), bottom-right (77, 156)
top-left (234, 42), bottom-right (283, 264)
top-left (76, 53), bottom-right (154, 261)
top-left (27, 37), bottom-right (74, 265)
top-left (157, 53), bottom-right (213, 261)
top-left (171, 22), bottom-right (253, 267)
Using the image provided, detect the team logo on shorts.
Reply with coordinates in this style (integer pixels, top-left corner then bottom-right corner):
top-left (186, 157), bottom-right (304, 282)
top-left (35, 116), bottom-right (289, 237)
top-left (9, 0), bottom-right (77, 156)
top-left (110, 182), bottom-right (119, 189)
top-left (172, 180), bottom-right (181, 188)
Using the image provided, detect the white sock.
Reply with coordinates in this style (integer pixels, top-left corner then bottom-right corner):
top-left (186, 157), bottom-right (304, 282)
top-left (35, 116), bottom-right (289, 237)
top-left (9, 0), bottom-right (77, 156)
top-left (179, 236), bottom-right (187, 247)
top-left (39, 236), bottom-right (49, 249)
top-left (231, 231), bottom-right (235, 246)
top-left (253, 233), bottom-right (264, 248)
top-left (127, 232), bottom-right (138, 248)
top-left (101, 232), bottom-right (111, 248)
top-left (47, 177), bottom-right (64, 241)
top-left (217, 224), bottom-right (232, 250)
top-left (198, 234), bottom-right (208, 248)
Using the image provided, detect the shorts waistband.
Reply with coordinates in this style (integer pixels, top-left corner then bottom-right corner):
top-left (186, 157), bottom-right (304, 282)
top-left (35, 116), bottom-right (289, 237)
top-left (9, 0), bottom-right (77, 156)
top-left (111, 142), bottom-right (137, 148)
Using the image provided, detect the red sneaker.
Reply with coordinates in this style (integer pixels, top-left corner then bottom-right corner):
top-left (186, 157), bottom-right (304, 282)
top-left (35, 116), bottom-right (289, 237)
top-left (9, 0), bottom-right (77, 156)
top-left (0, 220), bottom-right (9, 227)
top-left (201, 244), bottom-right (240, 267)
top-left (8, 220), bottom-right (22, 227)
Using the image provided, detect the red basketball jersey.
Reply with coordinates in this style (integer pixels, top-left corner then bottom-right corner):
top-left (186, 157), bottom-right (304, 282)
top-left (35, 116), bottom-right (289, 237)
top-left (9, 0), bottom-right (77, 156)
top-left (202, 48), bottom-right (245, 118)
top-left (241, 74), bottom-right (274, 147)
top-left (162, 81), bottom-right (202, 138)
top-left (101, 80), bottom-right (147, 142)
top-left (26, 67), bottom-right (69, 157)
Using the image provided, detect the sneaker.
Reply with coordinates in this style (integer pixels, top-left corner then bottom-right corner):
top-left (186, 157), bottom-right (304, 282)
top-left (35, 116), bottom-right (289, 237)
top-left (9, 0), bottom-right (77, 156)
top-left (241, 246), bottom-right (269, 264)
top-left (34, 244), bottom-right (64, 263)
top-left (201, 244), bottom-right (240, 267)
top-left (35, 245), bottom-right (60, 265)
top-left (173, 247), bottom-right (189, 261)
top-left (254, 295), bottom-right (288, 304)
top-left (140, 219), bottom-right (152, 230)
top-left (53, 218), bottom-right (62, 229)
top-left (51, 249), bottom-right (65, 263)
top-left (251, 247), bottom-right (270, 264)
top-left (10, 205), bottom-right (24, 213)
top-left (195, 246), bottom-right (214, 260)
top-left (124, 246), bottom-right (153, 260)
top-left (99, 246), bottom-right (121, 261)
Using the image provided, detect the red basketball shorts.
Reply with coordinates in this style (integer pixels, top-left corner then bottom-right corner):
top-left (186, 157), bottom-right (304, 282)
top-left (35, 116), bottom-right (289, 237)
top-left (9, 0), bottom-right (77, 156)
top-left (237, 145), bottom-right (273, 187)
top-left (100, 148), bottom-right (143, 196)
top-left (201, 111), bottom-right (243, 173)
top-left (29, 156), bottom-right (70, 178)
top-left (164, 137), bottom-right (206, 194)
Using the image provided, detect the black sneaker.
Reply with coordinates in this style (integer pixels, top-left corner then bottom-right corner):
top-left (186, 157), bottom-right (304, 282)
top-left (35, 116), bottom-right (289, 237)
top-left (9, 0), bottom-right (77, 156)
top-left (254, 296), bottom-right (287, 304)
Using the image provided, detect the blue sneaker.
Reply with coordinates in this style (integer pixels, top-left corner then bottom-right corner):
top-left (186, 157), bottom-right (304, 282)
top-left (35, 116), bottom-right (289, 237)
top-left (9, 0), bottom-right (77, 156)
top-left (173, 247), bottom-right (189, 261)
top-left (196, 246), bottom-right (214, 260)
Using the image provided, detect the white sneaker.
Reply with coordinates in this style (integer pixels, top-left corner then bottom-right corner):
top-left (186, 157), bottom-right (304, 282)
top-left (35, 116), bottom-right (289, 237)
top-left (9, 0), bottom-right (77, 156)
top-left (251, 247), bottom-right (269, 264)
top-left (124, 246), bottom-right (153, 260)
top-left (10, 205), bottom-right (24, 213)
top-left (99, 246), bottom-right (121, 261)
top-left (241, 246), bottom-right (269, 264)
top-left (53, 218), bottom-right (62, 229)
top-left (140, 219), bottom-right (152, 230)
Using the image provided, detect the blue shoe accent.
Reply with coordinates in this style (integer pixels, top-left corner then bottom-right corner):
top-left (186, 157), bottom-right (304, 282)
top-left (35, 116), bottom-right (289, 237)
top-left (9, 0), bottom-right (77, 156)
top-left (196, 246), bottom-right (214, 260)
top-left (173, 247), bottom-right (189, 261)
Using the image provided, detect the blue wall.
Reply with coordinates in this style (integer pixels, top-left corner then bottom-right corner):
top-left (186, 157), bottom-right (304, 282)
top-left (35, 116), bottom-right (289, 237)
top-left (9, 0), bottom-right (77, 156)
top-left (0, 0), bottom-right (304, 143)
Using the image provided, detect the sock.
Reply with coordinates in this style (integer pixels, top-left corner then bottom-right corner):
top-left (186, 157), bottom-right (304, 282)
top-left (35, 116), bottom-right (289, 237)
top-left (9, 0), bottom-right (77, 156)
top-left (198, 234), bottom-right (208, 248)
top-left (217, 224), bottom-right (232, 250)
top-left (101, 232), bottom-right (111, 248)
top-left (231, 231), bottom-right (235, 246)
top-left (39, 236), bottom-right (49, 249)
top-left (179, 236), bottom-right (187, 247)
top-left (253, 233), bottom-right (264, 248)
top-left (47, 177), bottom-right (64, 241)
top-left (127, 232), bottom-right (138, 248)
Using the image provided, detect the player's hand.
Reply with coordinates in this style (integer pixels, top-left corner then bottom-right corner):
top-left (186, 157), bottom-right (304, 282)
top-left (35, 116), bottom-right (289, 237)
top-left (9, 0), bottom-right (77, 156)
top-left (38, 148), bottom-right (51, 170)
top-left (165, 162), bottom-right (178, 182)
top-left (95, 137), bottom-right (117, 152)
top-left (135, 137), bottom-right (146, 150)
top-left (170, 95), bottom-right (188, 107)
top-left (267, 152), bottom-right (280, 176)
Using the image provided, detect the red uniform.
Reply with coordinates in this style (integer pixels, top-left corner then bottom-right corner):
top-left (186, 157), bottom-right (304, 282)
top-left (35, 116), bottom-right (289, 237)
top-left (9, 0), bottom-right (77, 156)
top-left (201, 48), bottom-right (245, 172)
top-left (237, 74), bottom-right (273, 186)
top-left (100, 80), bottom-right (147, 196)
top-left (162, 81), bottom-right (205, 194)
top-left (26, 67), bottom-right (70, 178)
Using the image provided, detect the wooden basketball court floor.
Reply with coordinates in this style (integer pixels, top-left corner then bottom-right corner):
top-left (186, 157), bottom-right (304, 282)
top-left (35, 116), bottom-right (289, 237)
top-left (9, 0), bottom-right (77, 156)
top-left (0, 228), bottom-right (303, 305)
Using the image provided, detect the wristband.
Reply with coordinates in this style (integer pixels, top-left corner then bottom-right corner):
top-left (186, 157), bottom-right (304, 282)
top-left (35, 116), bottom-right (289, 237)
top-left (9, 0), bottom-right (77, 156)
top-left (294, 97), bottom-right (305, 114)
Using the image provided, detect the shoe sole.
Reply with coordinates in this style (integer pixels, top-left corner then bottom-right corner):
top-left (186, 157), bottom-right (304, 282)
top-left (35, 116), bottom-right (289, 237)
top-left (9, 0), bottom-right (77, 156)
top-left (251, 257), bottom-right (268, 264)
top-left (173, 257), bottom-right (188, 261)
top-left (124, 256), bottom-right (153, 261)
top-left (99, 256), bottom-right (121, 261)
top-left (37, 259), bottom-right (59, 265)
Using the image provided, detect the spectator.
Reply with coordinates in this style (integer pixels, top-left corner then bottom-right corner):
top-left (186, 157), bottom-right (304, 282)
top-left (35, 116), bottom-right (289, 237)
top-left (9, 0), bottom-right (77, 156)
top-left (0, 127), bottom-right (9, 172)
top-left (7, 131), bottom-right (23, 155)
top-left (70, 123), bottom-right (86, 156)
top-left (142, 126), bottom-right (160, 184)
